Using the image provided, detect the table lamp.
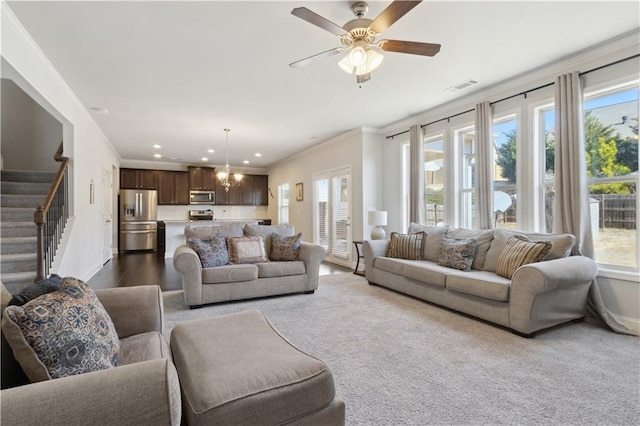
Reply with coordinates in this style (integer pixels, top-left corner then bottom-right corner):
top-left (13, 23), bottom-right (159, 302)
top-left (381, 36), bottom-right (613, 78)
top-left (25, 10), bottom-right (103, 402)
top-left (368, 210), bottom-right (388, 240)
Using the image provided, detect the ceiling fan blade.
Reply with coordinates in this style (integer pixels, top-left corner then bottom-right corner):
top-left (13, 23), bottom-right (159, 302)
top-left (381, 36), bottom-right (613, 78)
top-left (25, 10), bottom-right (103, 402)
top-left (289, 47), bottom-right (344, 69)
top-left (291, 7), bottom-right (346, 37)
top-left (379, 40), bottom-right (441, 56)
top-left (369, 0), bottom-right (422, 34)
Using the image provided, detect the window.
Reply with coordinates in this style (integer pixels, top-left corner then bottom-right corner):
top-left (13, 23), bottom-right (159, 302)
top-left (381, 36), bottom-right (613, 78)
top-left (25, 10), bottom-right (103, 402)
top-left (424, 134), bottom-right (445, 226)
top-left (277, 183), bottom-right (289, 225)
top-left (458, 126), bottom-right (476, 228)
top-left (538, 105), bottom-right (556, 233)
top-left (583, 84), bottom-right (638, 269)
top-left (493, 115), bottom-right (518, 230)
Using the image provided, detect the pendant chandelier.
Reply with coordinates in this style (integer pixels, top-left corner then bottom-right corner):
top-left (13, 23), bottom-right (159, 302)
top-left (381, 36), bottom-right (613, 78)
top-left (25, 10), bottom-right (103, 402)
top-left (216, 128), bottom-right (243, 192)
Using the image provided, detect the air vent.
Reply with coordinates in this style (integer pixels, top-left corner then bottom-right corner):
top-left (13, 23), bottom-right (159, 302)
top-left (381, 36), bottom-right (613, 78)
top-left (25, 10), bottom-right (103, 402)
top-left (446, 78), bottom-right (479, 93)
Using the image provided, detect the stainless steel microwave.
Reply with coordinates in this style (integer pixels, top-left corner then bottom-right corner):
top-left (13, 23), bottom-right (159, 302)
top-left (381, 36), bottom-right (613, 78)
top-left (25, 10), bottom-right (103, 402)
top-left (190, 190), bottom-right (215, 205)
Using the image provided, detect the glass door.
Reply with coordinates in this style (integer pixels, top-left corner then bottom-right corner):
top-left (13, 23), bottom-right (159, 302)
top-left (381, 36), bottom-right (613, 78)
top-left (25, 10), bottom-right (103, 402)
top-left (314, 167), bottom-right (352, 266)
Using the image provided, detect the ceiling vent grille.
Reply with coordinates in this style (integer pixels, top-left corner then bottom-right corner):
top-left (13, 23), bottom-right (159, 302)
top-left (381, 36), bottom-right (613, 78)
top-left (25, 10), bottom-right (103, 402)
top-left (446, 78), bottom-right (479, 93)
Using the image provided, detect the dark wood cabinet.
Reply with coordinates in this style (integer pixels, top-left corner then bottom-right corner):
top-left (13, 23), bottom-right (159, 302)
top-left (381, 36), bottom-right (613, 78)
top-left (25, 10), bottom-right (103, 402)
top-left (254, 175), bottom-right (269, 206)
top-left (214, 174), bottom-right (268, 206)
top-left (188, 167), bottom-right (216, 191)
top-left (158, 171), bottom-right (189, 205)
top-left (120, 168), bottom-right (158, 190)
top-left (241, 175), bottom-right (256, 205)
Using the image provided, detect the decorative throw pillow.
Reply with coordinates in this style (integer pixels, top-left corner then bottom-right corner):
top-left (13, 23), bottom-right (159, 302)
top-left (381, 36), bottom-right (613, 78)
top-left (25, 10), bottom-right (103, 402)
top-left (496, 235), bottom-right (552, 279)
top-left (387, 232), bottom-right (426, 260)
top-left (270, 232), bottom-right (302, 261)
top-left (8, 274), bottom-right (63, 306)
top-left (1, 277), bottom-right (119, 382)
top-left (227, 236), bottom-right (268, 264)
top-left (188, 233), bottom-right (229, 267)
top-left (408, 222), bottom-right (449, 262)
top-left (437, 236), bottom-right (477, 271)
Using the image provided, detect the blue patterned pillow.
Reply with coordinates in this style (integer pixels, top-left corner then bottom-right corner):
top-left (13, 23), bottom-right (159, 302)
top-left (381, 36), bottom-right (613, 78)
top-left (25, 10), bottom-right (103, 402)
top-left (9, 274), bottom-right (63, 306)
top-left (270, 232), bottom-right (302, 261)
top-left (1, 277), bottom-right (119, 382)
top-left (188, 233), bottom-right (229, 267)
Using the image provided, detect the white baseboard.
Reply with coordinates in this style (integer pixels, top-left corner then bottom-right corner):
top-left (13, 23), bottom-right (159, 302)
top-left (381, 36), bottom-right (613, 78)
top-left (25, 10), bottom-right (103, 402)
top-left (610, 313), bottom-right (640, 336)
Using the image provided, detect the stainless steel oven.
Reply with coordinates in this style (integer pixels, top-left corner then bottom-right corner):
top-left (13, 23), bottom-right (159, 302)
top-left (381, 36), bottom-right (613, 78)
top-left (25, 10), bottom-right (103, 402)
top-left (190, 190), bottom-right (215, 205)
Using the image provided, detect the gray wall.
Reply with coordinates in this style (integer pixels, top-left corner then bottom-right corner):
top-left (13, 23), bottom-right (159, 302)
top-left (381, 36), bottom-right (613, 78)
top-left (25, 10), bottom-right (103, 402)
top-left (1, 78), bottom-right (62, 172)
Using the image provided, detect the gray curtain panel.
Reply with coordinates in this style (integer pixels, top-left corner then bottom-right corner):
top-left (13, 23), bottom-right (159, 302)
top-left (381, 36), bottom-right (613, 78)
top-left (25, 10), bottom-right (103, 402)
top-left (410, 124), bottom-right (426, 224)
top-left (553, 72), bottom-right (632, 335)
top-left (475, 101), bottom-right (494, 229)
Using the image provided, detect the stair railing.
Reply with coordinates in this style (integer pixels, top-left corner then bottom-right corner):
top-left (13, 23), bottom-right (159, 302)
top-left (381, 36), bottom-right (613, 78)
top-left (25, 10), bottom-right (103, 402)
top-left (34, 142), bottom-right (69, 281)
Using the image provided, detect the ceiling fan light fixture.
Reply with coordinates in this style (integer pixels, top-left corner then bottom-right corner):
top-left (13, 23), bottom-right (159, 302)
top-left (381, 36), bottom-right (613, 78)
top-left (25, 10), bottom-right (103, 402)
top-left (338, 55), bottom-right (355, 73)
top-left (366, 48), bottom-right (384, 72)
top-left (349, 45), bottom-right (367, 66)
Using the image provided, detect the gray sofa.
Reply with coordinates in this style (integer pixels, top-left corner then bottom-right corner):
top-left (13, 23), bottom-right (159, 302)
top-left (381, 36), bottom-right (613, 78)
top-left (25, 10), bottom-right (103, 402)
top-left (364, 225), bottom-right (599, 336)
top-left (1, 284), bottom-right (182, 425)
top-left (173, 224), bottom-right (326, 308)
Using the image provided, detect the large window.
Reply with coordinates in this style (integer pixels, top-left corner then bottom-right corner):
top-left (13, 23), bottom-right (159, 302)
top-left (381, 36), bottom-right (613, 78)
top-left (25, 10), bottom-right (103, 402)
top-left (493, 115), bottom-right (518, 229)
top-left (458, 126), bottom-right (476, 228)
top-left (424, 134), bottom-right (445, 225)
top-left (277, 183), bottom-right (289, 225)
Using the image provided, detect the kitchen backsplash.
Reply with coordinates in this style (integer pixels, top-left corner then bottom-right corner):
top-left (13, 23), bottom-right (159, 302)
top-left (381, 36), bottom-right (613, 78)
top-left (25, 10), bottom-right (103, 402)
top-left (158, 205), bottom-right (269, 221)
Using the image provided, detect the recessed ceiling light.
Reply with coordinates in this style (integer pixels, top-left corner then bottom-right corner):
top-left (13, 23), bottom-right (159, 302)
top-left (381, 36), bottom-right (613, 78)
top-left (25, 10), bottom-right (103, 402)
top-left (201, 157), bottom-right (208, 162)
top-left (243, 160), bottom-right (250, 164)
top-left (254, 153), bottom-right (262, 157)
top-left (153, 144), bottom-right (162, 149)
top-left (153, 153), bottom-right (162, 158)
top-left (207, 149), bottom-right (215, 153)
top-left (89, 106), bottom-right (109, 114)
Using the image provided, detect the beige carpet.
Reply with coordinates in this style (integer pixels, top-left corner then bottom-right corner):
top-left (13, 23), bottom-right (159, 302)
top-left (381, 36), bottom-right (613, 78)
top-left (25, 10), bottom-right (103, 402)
top-left (163, 273), bottom-right (640, 425)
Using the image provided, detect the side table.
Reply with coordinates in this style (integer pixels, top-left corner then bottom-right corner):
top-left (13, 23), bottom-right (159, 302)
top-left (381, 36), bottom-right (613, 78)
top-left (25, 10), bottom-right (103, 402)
top-left (352, 240), bottom-right (365, 276)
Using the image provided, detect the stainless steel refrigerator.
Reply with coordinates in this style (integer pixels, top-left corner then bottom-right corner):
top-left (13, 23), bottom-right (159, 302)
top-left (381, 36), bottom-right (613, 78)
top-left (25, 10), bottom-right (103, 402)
top-left (119, 189), bottom-right (158, 251)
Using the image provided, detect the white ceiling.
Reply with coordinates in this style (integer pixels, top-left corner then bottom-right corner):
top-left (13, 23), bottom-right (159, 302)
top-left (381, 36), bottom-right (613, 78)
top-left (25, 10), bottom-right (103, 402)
top-left (7, 1), bottom-right (640, 169)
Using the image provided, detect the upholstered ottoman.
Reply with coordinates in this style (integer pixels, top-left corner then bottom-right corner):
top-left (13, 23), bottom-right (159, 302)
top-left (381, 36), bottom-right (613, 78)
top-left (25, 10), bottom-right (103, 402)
top-left (170, 310), bottom-right (345, 425)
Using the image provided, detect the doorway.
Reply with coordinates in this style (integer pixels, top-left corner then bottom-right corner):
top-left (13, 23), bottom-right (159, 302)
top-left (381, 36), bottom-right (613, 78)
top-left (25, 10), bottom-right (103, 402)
top-left (102, 168), bottom-right (113, 264)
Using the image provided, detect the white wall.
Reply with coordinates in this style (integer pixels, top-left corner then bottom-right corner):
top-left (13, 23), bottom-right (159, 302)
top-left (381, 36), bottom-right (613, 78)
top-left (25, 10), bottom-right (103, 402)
top-left (1, 78), bottom-right (62, 172)
top-left (1, 4), bottom-right (121, 282)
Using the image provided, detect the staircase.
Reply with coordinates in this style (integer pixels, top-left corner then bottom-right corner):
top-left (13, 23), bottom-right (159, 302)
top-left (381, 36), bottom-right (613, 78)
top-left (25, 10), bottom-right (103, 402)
top-left (1, 170), bottom-right (55, 293)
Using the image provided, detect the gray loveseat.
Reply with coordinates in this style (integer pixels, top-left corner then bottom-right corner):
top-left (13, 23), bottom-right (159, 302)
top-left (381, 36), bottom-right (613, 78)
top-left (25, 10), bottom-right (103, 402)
top-left (364, 224), bottom-right (598, 336)
top-left (1, 284), bottom-right (182, 425)
top-left (173, 224), bottom-right (326, 308)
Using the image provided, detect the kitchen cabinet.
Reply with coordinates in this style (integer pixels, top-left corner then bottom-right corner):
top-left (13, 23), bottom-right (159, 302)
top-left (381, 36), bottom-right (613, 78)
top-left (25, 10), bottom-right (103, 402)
top-left (189, 167), bottom-right (216, 191)
top-left (120, 168), bottom-right (158, 190)
top-left (215, 174), bottom-right (269, 206)
top-left (158, 171), bottom-right (189, 205)
top-left (253, 175), bottom-right (269, 206)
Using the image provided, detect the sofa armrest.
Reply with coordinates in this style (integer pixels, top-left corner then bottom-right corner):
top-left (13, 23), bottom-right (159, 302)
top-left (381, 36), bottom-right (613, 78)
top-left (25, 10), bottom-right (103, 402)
top-left (509, 256), bottom-right (598, 334)
top-left (95, 285), bottom-right (164, 338)
top-left (298, 242), bottom-right (327, 291)
top-left (363, 240), bottom-right (390, 281)
top-left (0, 359), bottom-right (181, 426)
top-left (173, 244), bottom-right (203, 307)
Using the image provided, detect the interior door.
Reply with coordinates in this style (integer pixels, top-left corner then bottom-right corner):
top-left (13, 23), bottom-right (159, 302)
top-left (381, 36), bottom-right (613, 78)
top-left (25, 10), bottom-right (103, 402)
top-left (102, 168), bottom-right (113, 264)
top-left (314, 167), bottom-right (352, 266)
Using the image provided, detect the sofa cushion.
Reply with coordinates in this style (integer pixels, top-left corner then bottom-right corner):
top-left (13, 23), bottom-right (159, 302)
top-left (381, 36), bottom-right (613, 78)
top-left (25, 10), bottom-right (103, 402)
top-left (446, 270), bottom-right (512, 302)
top-left (270, 232), bottom-right (302, 261)
top-left (407, 223), bottom-right (449, 262)
top-left (187, 234), bottom-right (229, 267)
top-left (227, 236), bottom-right (268, 264)
top-left (244, 224), bottom-right (295, 258)
top-left (446, 228), bottom-right (494, 270)
top-left (185, 223), bottom-right (244, 240)
top-left (202, 264), bottom-right (258, 284)
top-left (257, 261), bottom-right (306, 278)
top-left (1, 277), bottom-right (119, 382)
top-left (437, 236), bottom-right (476, 272)
top-left (118, 331), bottom-right (172, 366)
top-left (496, 235), bottom-right (552, 279)
top-left (8, 274), bottom-right (63, 306)
top-left (387, 231), bottom-right (425, 260)
top-left (402, 260), bottom-right (448, 287)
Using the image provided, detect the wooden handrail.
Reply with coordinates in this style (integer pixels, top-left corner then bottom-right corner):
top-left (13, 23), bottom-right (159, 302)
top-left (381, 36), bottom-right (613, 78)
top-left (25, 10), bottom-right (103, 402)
top-left (35, 142), bottom-right (69, 281)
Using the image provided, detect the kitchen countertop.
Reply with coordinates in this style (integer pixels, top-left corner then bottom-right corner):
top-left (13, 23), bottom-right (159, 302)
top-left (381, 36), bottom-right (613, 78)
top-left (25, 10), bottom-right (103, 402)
top-left (161, 219), bottom-right (261, 224)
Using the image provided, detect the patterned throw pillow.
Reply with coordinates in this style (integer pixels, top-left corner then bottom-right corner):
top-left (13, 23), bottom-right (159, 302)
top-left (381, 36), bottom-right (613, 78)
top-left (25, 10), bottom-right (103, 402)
top-left (188, 233), bottom-right (229, 268)
top-left (437, 236), bottom-right (477, 271)
top-left (9, 274), bottom-right (63, 306)
top-left (270, 232), bottom-right (302, 261)
top-left (387, 232), bottom-right (426, 260)
top-left (1, 277), bottom-right (119, 382)
top-left (226, 236), bottom-right (268, 264)
top-left (496, 235), bottom-right (552, 279)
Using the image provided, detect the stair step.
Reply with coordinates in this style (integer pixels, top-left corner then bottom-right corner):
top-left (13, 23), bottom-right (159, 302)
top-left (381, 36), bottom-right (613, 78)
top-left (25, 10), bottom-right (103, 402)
top-left (0, 253), bottom-right (37, 273)
top-left (1, 207), bottom-right (34, 222)
top-left (1, 193), bottom-right (46, 208)
top-left (1, 170), bottom-right (56, 184)
top-left (1, 181), bottom-right (51, 195)
top-left (1, 237), bottom-right (37, 255)
top-left (0, 272), bottom-right (37, 294)
top-left (1, 222), bottom-right (37, 238)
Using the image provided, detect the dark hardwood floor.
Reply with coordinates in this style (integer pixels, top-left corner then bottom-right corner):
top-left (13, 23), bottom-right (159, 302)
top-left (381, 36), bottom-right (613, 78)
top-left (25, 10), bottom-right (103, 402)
top-left (88, 252), bottom-right (352, 291)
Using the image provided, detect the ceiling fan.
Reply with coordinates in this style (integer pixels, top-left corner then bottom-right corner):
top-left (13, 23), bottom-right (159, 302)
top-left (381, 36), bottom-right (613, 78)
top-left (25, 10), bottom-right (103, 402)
top-left (289, 0), bottom-right (441, 84)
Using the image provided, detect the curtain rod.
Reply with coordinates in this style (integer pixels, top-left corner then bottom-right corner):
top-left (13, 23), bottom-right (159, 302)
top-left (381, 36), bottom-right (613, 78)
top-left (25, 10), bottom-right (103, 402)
top-left (385, 53), bottom-right (640, 140)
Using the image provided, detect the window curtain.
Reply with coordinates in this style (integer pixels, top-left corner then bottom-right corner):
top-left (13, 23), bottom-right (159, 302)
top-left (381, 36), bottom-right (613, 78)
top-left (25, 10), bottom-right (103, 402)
top-left (553, 72), bottom-right (632, 335)
top-left (475, 101), bottom-right (494, 229)
top-left (409, 124), bottom-right (425, 224)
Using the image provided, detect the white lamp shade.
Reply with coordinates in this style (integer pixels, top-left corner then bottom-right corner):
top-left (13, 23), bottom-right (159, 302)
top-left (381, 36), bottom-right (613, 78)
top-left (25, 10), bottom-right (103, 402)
top-left (368, 211), bottom-right (387, 226)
